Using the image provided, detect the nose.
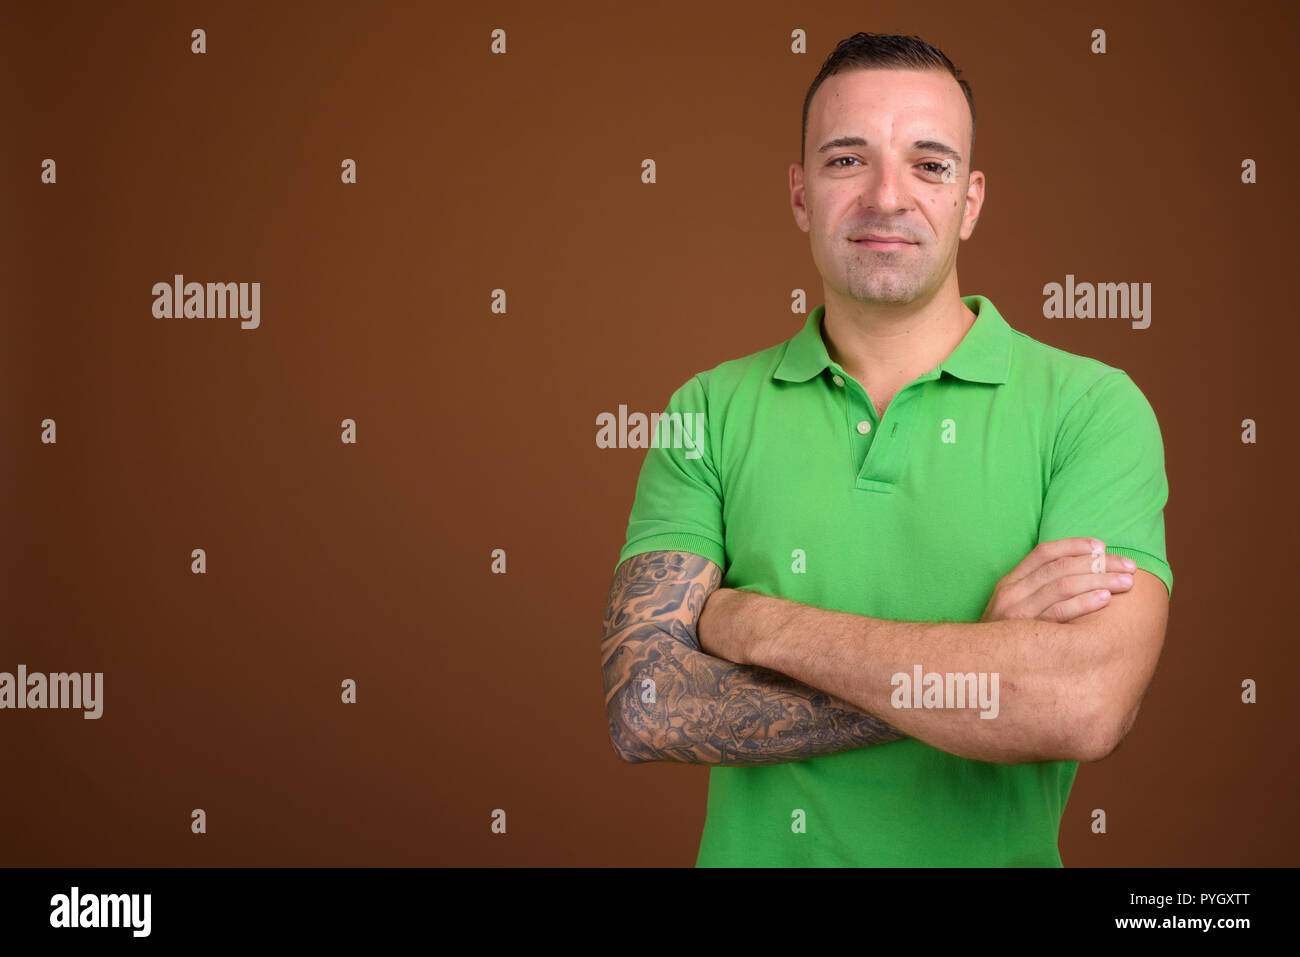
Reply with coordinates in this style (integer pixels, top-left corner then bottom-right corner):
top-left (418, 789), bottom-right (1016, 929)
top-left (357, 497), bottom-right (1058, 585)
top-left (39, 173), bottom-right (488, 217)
top-left (857, 158), bottom-right (908, 216)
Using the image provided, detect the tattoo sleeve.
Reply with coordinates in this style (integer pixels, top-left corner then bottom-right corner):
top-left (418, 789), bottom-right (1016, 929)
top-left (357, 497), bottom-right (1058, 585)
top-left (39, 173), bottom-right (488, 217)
top-left (602, 550), bottom-right (906, 766)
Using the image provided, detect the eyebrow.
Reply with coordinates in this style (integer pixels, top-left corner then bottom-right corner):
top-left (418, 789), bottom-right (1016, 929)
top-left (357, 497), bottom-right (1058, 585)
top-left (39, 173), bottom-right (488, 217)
top-left (817, 136), bottom-right (963, 164)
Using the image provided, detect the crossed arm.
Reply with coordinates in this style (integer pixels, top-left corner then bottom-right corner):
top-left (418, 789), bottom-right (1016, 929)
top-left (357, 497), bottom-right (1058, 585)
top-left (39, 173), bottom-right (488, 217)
top-left (602, 549), bottom-right (1169, 766)
top-left (601, 551), bottom-right (905, 766)
top-left (698, 570), bottom-right (1168, 764)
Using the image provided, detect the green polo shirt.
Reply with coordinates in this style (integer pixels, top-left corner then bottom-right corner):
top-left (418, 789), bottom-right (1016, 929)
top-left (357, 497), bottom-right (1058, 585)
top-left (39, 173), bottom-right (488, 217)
top-left (615, 294), bottom-right (1173, 867)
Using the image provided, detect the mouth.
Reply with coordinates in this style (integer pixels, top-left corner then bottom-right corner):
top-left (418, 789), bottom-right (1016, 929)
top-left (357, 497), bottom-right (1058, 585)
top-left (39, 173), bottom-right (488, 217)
top-left (851, 236), bottom-right (916, 251)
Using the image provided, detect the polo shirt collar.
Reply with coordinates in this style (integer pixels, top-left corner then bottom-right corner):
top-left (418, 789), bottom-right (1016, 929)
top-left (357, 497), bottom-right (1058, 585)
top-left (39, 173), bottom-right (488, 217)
top-left (773, 294), bottom-right (1012, 385)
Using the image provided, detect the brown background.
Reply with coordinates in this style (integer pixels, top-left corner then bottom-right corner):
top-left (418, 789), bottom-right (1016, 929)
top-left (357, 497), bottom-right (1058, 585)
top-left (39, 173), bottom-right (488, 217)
top-left (2, 0), bottom-right (1296, 866)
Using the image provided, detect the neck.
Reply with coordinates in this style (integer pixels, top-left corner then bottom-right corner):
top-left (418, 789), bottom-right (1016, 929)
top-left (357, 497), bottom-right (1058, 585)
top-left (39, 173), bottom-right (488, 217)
top-left (820, 280), bottom-right (975, 391)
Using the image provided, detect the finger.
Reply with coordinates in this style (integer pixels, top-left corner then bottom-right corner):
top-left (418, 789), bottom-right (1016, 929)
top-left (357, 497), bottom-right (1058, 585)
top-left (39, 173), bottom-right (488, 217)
top-left (1026, 569), bottom-right (1134, 613)
top-left (1065, 551), bottom-right (1138, 579)
top-left (1019, 548), bottom-right (1130, 599)
top-left (1105, 553), bottom-right (1138, 573)
top-left (1065, 571), bottom-right (1135, 596)
top-left (1002, 537), bottom-right (1105, 589)
top-left (1040, 588), bottom-right (1113, 623)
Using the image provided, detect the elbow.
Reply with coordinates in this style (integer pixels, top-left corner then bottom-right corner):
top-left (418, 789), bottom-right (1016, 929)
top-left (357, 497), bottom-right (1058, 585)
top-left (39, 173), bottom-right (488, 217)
top-left (607, 705), bottom-right (657, 764)
top-left (1070, 702), bottom-right (1135, 763)
top-left (604, 658), bottom-right (662, 763)
top-left (609, 731), bottom-right (651, 764)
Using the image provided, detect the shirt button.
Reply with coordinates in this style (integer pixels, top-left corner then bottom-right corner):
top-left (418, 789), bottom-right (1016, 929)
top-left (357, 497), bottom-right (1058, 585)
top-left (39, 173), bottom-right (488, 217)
top-left (831, 374), bottom-right (845, 387)
top-left (857, 421), bottom-right (872, 434)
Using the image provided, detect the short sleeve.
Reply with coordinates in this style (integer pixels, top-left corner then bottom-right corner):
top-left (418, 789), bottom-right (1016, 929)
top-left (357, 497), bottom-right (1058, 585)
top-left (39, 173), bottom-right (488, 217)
top-left (615, 373), bottom-right (726, 572)
top-left (1037, 371), bottom-right (1173, 598)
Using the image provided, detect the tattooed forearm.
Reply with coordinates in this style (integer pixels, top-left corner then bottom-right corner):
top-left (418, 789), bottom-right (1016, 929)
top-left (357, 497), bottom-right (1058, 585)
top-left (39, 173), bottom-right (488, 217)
top-left (601, 551), bottom-right (905, 766)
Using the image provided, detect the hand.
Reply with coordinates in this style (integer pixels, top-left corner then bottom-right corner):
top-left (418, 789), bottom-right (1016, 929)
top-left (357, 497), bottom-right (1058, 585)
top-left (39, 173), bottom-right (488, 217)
top-left (981, 537), bottom-right (1137, 623)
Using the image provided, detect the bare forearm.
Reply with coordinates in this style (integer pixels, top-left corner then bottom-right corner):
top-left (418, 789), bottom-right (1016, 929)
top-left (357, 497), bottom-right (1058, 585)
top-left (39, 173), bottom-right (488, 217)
top-left (725, 591), bottom-right (1105, 764)
top-left (604, 621), bottom-right (904, 765)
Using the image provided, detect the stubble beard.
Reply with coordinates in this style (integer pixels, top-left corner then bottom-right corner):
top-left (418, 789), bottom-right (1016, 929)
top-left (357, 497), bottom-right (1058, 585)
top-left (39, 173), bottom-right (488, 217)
top-left (843, 252), bottom-right (923, 305)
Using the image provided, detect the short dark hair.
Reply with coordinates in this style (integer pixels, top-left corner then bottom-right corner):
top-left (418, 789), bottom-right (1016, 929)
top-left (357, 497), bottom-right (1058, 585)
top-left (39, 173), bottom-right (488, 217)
top-left (801, 33), bottom-right (976, 169)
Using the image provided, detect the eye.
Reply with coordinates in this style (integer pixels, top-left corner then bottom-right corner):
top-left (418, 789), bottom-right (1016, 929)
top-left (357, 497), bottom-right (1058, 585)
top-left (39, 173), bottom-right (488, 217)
top-left (920, 161), bottom-right (951, 176)
top-left (827, 156), bottom-right (860, 168)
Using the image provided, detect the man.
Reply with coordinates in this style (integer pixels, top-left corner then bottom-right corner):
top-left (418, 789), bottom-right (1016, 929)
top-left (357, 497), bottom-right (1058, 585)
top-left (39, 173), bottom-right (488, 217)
top-left (601, 33), bottom-right (1172, 867)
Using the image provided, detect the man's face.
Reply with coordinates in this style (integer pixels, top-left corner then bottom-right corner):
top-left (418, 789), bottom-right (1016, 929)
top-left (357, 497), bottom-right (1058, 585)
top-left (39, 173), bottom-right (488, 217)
top-left (791, 67), bottom-right (984, 307)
